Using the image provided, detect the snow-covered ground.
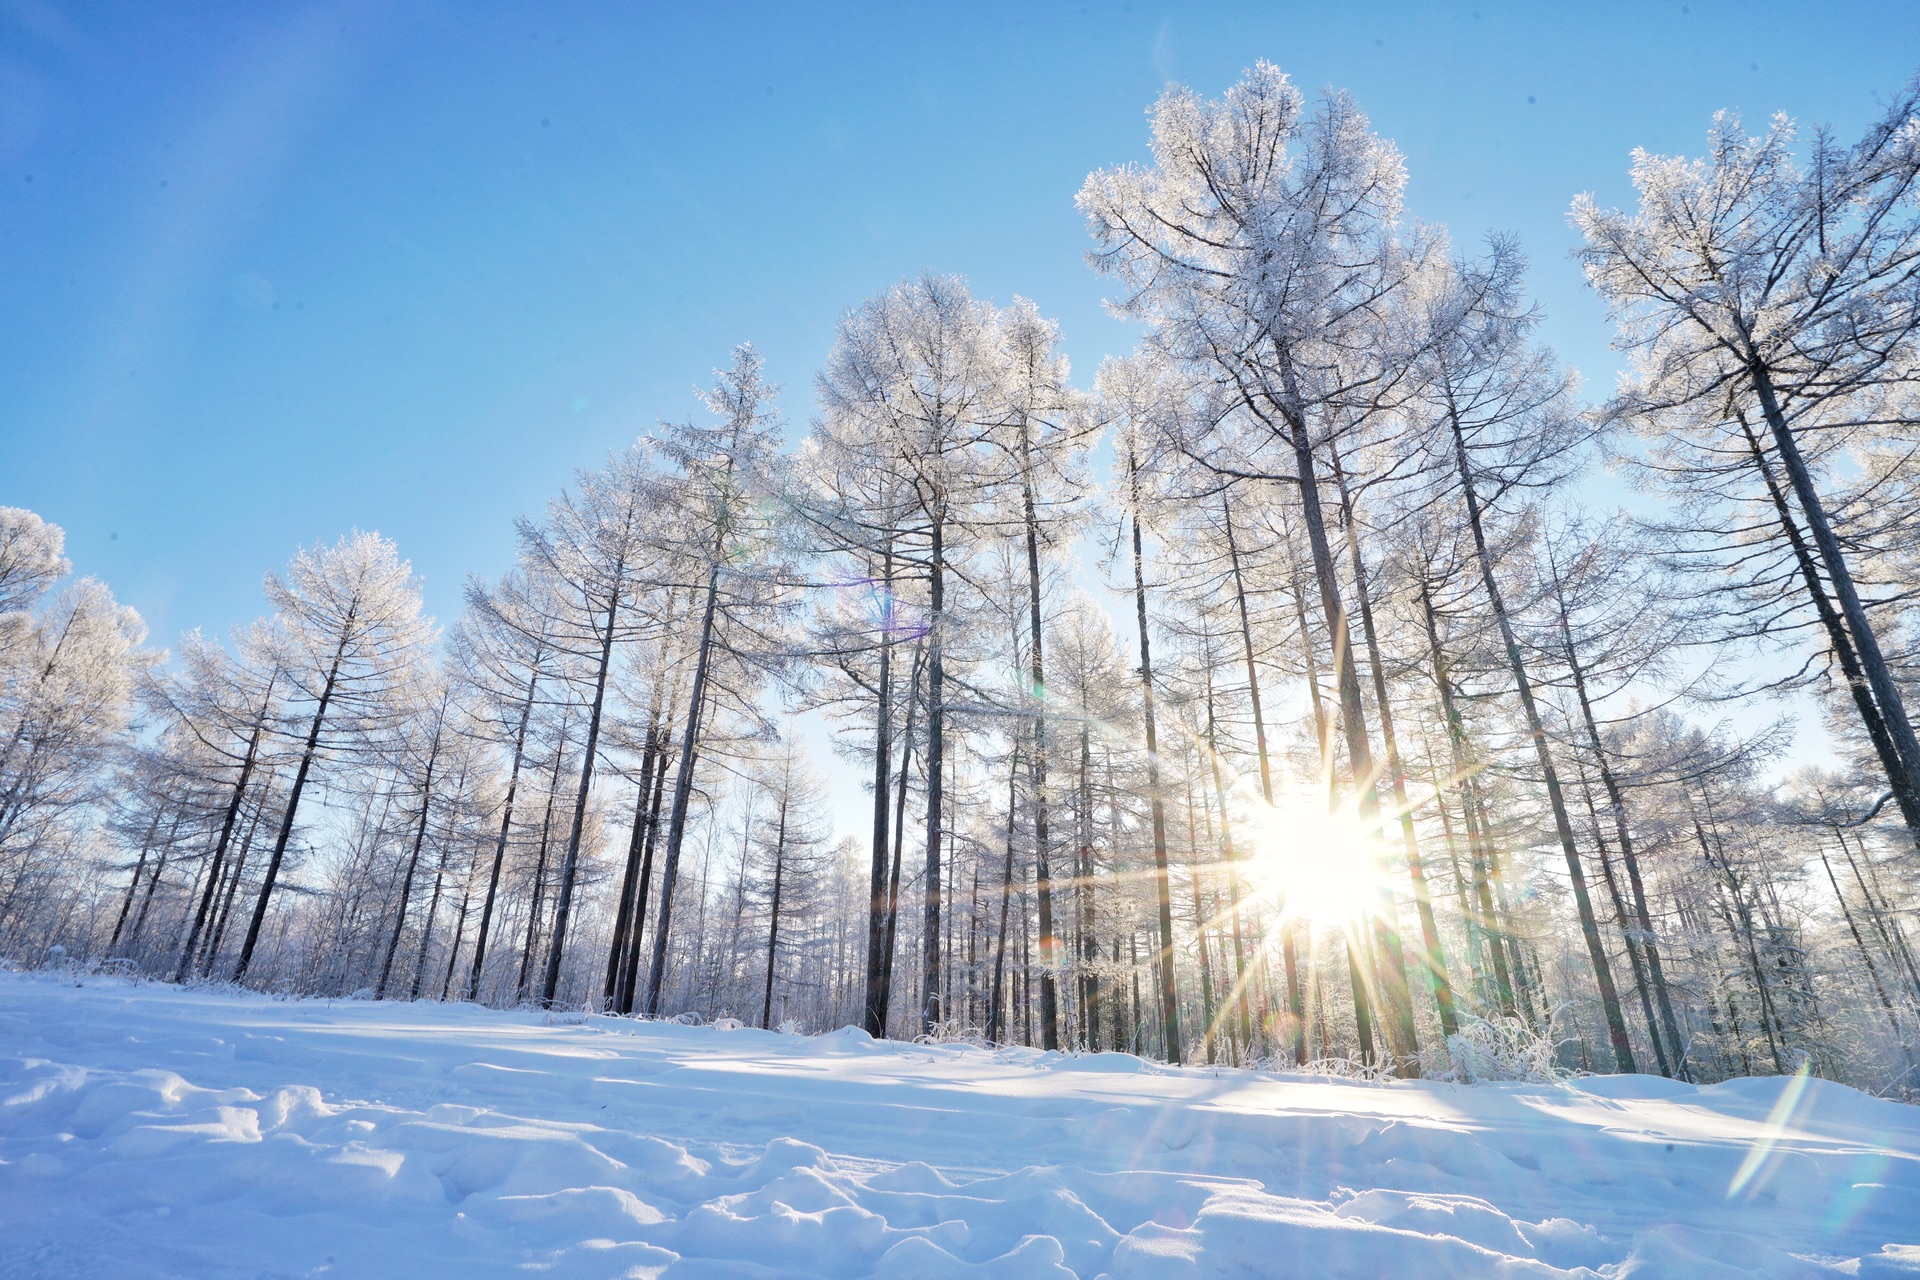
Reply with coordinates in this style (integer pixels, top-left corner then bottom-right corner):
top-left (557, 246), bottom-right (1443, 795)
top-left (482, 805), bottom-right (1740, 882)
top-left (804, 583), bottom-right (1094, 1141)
top-left (1, 973), bottom-right (1915, 1279)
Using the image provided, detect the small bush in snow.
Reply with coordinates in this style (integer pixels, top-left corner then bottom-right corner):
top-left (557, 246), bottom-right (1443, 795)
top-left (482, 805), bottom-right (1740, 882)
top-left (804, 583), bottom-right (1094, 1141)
top-left (1249, 1055), bottom-right (1399, 1082)
top-left (913, 1019), bottom-right (992, 1047)
top-left (1438, 1015), bottom-right (1567, 1084)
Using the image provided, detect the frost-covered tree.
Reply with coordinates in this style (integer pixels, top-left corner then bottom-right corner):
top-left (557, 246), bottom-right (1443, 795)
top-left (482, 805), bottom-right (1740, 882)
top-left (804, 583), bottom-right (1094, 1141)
top-left (1573, 86), bottom-right (1920, 838)
top-left (1080, 63), bottom-right (1426, 1070)
top-left (515, 446), bottom-right (666, 1007)
top-left (813, 276), bottom-right (1006, 1036)
top-left (0, 521), bottom-right (150, 949)
top-left (232, 531), bottom-right (430, 984)
top-left (643, 344), bottom-right (793, 1015)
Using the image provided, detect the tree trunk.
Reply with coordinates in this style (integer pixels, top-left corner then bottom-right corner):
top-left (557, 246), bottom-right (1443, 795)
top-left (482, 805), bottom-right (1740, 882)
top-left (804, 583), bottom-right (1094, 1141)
top-left (760, 791), bottom-right (790, 1029)
top-left (862, 547), bottom-right (896, 1036)
top-left (543, 583), bottom-right (622, 1007)
top-left (111, 810), bottom-right (162, 954)
top-left (409, 829), bottom-right (453, 1001)
top-left (205, 786), bottom-right (268, 976)
top-left (987, 752), bottom-right (1020, 1043)
top-left (1748, 364), bottom-right (1920, 798)
top-left (1128, 443), bottom-right (1182, 1063)
top-left (1446, 406), bottom-right (1634, 1072)
top-left (1332, 452), bottom-right (1458, 1038)
top-left (920, 513), bottom-right (947, 1037)
top-left (1076, 694), bottom-right (1100, 1051)
top-left (1734, 410), bottom-right (1920, 844)
top-left (1020, 451), bottom-right (1061, 1050)
top-left (1223, 498), bottom-right (1290, 1059)
top-left (519, 731), bottom-right (567, 1002)
top-left (1186, 770), bottom-right (1218, 1063)
top-left (234, 619), bottom-right (353, 984)
top-left (1577, 771), bottom-right (1671, 1076)
top-left (646, 565), bottom-right (723, 1015)
top-left (1200, 669), bottom-right (1250, 1060)
top-left (1419, 577), bottom-right (1516, 1016)
top-left (877, 643), bottom-right (925, 1035)
top-left (128, 811), bottom-right (183, 950)
top-left (604, 729), bottom-right (661, 1007)
top-left (468, 667), bottom-right (538, 1002)
top-left (1274, 382), bottom-right (1418, 1070)
top-left (377, 723), bottom-right (441, 999)
top-left (441, 844), bottom-right (480, 1000)
top-left (620, 679), bottom-right (683, 1013)
top-left (175, 679), bottom-right (273, 980)
top-left (1551, 583), bottom-right (1690, 1077)
top-left (1817, 839), bottom-right (1904, 1038)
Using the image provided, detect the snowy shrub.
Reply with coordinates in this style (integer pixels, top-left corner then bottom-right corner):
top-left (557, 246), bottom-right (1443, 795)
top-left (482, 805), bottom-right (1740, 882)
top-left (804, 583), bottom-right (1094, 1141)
top-left (913, 1019), bottom-right (992, 1047)
top-left (33, 946), bottom-right (144, 986)
top-left (1241, 1051), bottom-right (1398, 1082)
top-left (1438, 1015), bottom-right (1568, 1085)
top-left (1291, 1056), bottom-right (1399, 1082)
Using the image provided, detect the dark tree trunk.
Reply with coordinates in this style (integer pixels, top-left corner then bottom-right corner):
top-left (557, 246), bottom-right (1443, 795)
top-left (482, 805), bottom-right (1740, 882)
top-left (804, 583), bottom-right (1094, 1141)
top-left (519, 732), bottom-right (568, 1002)
top-left (1222, 499), bottom-right (1288, 1059)
top-left (542, 583), bottom-right (623, 1008)
top-left (468, 668), bottom-right (538, 1002)
top-left (176, 679), bottom-right (273, 980)
top-left (1551, 583), bottom-right (1690, 1077)
top-left (1419, 577), bottom-right (1517, 1016)
top-left (1578, 771), bottom-right (1671, 1076)
top-left (1332, 452), bottom-right (1457, 1038)
top-left (987, 752), bottom-right (1020, 1044)
top-left (1817, 840), bottom-right (1904, 1038)
top-left (921, 514), bottom-right (947, 1037)
top-left (441, 843), bottom-right (480, 1000)
top-left (1019, 432), bottom-right (1061, 1050)
top-left (206, 787), bottom-right (268, 977)
top-left (645, 562), bottom-right (723, 1016)
top-left (862, 548), bottom-right (896, 1036)
top-left (1272, 374), bottom-right (1417, 1071)
top-left (235, 621), bottom-right (354, 984)
top-left (1748, 365), bottom-right (1920, 800)
top-left (377, 725), bottom-right (441, 999)
top-left (1734, 409), bottom-right (1920, 844)
top-left (877, 643), bottom-right (925, 1036)
top-left (760, 792), bottom-right (790, 1029)
top-left (619, 679), bottom-right (683, 1013)
top-left (111, 810), bottom-right (162, 954)
top-left (1128, 444), bottom-right (1182, 1063)
top-left (1446, 406), bottom-right (1633, 1072)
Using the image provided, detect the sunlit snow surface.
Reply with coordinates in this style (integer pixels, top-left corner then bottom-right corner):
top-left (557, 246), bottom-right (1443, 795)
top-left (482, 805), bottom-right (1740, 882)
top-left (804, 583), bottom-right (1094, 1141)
top-left (1, 974), bottom-right (1916, 1278)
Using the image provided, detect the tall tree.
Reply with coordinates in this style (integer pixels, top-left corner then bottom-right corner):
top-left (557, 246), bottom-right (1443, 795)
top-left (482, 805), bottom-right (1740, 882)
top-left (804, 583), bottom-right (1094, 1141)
top-left (1574, 89), bottom-right (1920, 834)
top-left (1080, 64), bottom-right (1423, 1069)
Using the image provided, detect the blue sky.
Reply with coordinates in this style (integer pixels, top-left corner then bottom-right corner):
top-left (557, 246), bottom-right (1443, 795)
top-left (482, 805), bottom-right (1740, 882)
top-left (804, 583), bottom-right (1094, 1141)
top-left (4, 0), bottom-right (1917, 649)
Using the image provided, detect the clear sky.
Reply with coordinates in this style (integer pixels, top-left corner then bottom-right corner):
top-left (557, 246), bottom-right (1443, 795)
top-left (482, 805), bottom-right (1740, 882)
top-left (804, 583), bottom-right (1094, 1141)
top-left (5, 1), bottom-right (1916, 661)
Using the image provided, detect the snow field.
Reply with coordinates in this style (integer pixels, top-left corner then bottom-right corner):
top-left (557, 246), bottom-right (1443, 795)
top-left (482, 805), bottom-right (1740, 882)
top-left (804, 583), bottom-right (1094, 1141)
top-left (1, 973), bottom-right (1917, 1278)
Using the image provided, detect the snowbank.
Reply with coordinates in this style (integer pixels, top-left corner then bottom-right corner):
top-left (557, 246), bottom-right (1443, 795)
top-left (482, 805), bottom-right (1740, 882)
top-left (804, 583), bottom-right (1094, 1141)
top-left (1, 973), bottom-right (1915, 1278)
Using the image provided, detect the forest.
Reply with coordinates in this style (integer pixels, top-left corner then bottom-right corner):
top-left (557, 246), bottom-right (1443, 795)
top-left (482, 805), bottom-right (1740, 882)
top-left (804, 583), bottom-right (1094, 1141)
top-left (5, 63), bottom-right (1920, 1094)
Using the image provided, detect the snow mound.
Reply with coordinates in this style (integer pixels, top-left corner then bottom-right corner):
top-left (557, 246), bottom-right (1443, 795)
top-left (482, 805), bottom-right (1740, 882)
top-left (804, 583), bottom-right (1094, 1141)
top-left (1, 973), bottom-right (1915, 1277)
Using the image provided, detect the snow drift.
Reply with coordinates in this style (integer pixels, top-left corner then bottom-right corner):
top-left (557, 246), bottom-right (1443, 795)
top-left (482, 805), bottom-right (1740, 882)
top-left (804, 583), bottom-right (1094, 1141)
top-left (1, 973), bottom-right (1915, 1278)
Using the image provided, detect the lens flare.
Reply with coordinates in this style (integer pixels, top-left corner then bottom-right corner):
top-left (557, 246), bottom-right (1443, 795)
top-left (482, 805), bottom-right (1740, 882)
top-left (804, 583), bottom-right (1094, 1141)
top-left (1242, 794), bottom-right (1386, 927)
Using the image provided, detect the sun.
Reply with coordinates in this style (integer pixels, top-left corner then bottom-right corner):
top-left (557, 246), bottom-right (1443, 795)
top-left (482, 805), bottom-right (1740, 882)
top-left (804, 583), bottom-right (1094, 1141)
top-left (1239, 792), bottom-right (1388, 928)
